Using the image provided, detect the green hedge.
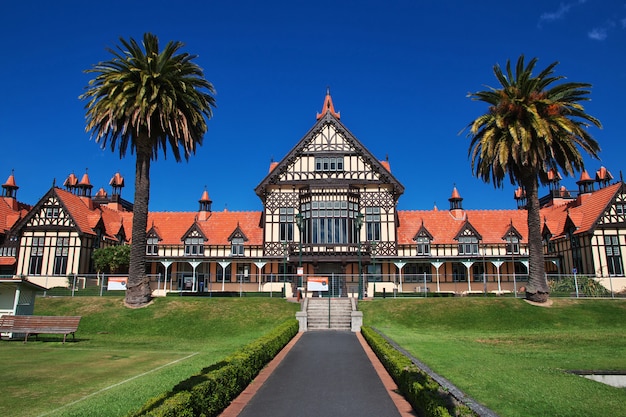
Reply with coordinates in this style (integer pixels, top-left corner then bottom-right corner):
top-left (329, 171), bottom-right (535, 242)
top-left (130, 319), bottom-right (299, 417)
top-left (361, 326), bottom-right (474, 417)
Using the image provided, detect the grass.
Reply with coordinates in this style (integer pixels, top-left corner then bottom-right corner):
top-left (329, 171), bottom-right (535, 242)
top-left (360, 297), bottom-right (626, 417)
top-left (0, 296), bottom-right (299, 417)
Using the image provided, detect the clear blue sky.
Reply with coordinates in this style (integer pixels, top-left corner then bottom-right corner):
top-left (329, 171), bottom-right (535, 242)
top-left (2, 0), bottom-right (625, 212)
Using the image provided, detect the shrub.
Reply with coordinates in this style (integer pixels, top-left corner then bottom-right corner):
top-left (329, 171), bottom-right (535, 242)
top-left (361, 326), bottom-right (475, 417)
top-left (549, 275), bottom-right (611, 297)
top-left (131, 319), bottom-right (298, 417)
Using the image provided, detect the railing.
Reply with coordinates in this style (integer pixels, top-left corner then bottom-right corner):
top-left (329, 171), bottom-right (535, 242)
top-left (28, 272), bottom-right (626, 298)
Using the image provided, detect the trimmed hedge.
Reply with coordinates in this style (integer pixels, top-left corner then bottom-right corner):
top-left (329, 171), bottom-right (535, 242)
top-left (361, 326), bottom-right (475, 417)
top-left (130, 319), bottom-right (299, 417)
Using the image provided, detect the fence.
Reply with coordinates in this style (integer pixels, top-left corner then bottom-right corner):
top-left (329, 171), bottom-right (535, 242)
top-left (33, 272), bottom-right (626, 299)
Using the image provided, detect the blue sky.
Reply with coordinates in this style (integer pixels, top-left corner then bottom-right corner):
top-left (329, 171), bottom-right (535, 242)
top-left (1, 0), bottom-right (625, 212)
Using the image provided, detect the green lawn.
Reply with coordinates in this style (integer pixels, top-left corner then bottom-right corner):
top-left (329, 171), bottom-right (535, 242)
top-left (0, 296), bottom-right (299, 417)
top-left (360, 297), bottom-right (626, 417)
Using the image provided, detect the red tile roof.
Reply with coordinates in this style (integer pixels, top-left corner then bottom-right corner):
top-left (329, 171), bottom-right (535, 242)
top-left (398, 209), bottom-right (528, 245)
top-left (540, 182), bottom-right (621, 237)
top-left (0, 198), bottom-right (29, 234)
top-left (147, 210), bottom-right (263, 245)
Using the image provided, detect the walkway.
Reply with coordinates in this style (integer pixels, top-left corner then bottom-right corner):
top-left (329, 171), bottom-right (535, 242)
top-left (221, 331), bottom-right (415, 417)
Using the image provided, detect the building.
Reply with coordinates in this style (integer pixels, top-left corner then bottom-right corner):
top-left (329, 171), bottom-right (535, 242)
top-left (3, 92), bottom-right (626, 296)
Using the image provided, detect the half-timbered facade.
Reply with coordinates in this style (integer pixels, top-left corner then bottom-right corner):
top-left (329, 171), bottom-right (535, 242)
top-left (11, 173), bottom-right (130, 288)
top-left (4, 92), bottom-right (626, 296)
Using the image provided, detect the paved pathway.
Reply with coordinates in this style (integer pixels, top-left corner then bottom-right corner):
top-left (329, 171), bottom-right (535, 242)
top-left (222, 331), bottom-right (415, 417)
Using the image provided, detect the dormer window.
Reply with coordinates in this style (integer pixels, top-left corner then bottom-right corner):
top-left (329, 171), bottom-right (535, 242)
top-left (505, 236), bottom-right (520, 254)
top-left (185, 237), bottom-right (204, 256)
top-left (231, 237), bottom-right (244, 256)
top-left (416, 236), bottom-right (430, 255)
top-left (146, 237), bottom-right (159, 255)
top-left (458, 236), bottom-right (479, 255)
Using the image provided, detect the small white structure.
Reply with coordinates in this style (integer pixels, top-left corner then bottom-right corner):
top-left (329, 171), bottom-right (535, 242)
top-left (0, 277), bottom-right (46, 317)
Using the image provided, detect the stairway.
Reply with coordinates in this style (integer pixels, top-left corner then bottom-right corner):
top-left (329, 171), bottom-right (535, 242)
top-left (306, 298), bottom-right (353, 330)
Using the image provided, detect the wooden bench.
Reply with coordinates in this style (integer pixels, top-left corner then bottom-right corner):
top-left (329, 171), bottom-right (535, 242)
top-left (0, 315), bottom-right (81, 343)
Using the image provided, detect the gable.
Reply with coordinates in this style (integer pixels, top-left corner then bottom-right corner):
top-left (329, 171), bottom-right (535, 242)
top-left (22, 191), bottom-right (78, 230)
top-left (228, 224), bottom-right (249, 242)
top-left (182, 223), bottom-right (207, 242)
top-left (597, 186), bottom-right (626, 227)
top-left (454, 219), bottom-right (483, 241)
top-left (255, 101), bottom-right (404, 198)
top-left (413, 222), bottom-right (433, 240)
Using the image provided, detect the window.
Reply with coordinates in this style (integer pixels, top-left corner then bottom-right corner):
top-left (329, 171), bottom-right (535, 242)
top-left (306, 200), bottom-right (357, 244)
top-left (514, 262), bottom-right (529, 281)
top-left (605, 236), bottom-right (623, 276)
top-left (452, 263), bottom-right (467, 282)
top-left (543, 233), bottom-right (556, 253)
top-left (472, 263), bottom-right (485, 282)
top-left (505, 235), bottom-right (520, 254)
top-left (146, 237), bottom-right (159, 255)
top-left (315, 156), bottom-right (344, 172)
top-left (570, 232), bottom-right (583, 274)
top-left (279, 208), bottom-right (294, 241)
top-left (236, 264), bottom-right (251, 282)
top-left (405, 264), bottom-right (431, 283)
top-left (366, 207), bottom-right (381, 241)
top-left (45, 207), bottom-right (60, 218)
top-left (458, 236), bottom-right (479, 255)
top-left (616, 204), bottom-right (625, 215)
top-left (184, 237), bottom-right (204, 256)
top-left (231, 237), bottom-right (244, 256)
top-left (416, 236), bottom-right (430, 255)
top-left (367, 263), bottom-right (382, 282)
top-left (53, 237), bottom-right (69, 275)
top-left (278, 263), bottom-right (294, 283)
top-left (29, 237), bottom-right (45, 275)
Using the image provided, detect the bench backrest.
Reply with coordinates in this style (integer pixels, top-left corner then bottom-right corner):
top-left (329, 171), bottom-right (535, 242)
top-left (2, 315), bottom-right (81, 333)
top-left (0, 315), bottom-right (16, 331)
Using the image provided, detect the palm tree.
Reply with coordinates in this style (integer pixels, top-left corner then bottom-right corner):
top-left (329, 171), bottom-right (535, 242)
top-left (81, 33), bottom-right (216, 307)
top-left (466, 55), bottom-right (601, 303)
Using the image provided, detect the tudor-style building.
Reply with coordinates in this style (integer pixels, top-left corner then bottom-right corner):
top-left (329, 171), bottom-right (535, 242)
top-left (3, 92), bottom-right (626, 296)
top-left (9, 172), bottom-right (131, 288)
top-left (253, 90), bottom-right (405, 296)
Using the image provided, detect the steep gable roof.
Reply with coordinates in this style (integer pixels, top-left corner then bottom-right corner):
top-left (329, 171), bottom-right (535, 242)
top-left (255, 93), bottom-right (404, 197)
top-left (539, 182), bottom-right (622, 237)
top-left (13, 187), bottom-right (129, 242)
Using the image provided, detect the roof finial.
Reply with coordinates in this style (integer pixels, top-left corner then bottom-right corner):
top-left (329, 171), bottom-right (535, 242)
top-left (316, 87), bottom-right (340, 120)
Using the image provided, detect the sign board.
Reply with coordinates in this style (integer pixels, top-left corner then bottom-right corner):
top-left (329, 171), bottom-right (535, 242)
top-left (108, 277), bottom-right (127, 291)
top-left (307, 276), bottom-right (328, 292)
top-left (297, 267), bottom-right (304, 276)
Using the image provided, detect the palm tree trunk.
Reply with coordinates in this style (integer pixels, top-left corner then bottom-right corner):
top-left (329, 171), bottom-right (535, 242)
top-left (126, 138), bottom-right (152, 307)
top-left (523, 177), bottom-right (550, 303)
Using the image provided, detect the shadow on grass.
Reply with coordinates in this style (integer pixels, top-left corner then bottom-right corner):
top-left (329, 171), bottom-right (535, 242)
top-left (134, 360), bottom-right (230, 415)
top-left (0, 335), bottom-right (88, 344)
